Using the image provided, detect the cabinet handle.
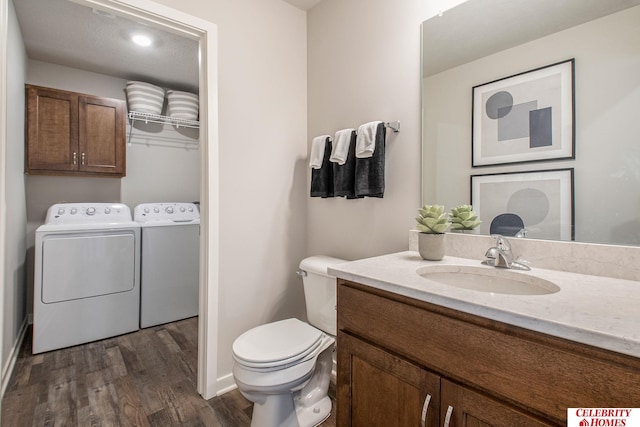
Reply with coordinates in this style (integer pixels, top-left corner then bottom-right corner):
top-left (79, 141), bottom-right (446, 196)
top-left (443, 405), bottom-right (453, 427)
top-left (420, 394), bottom-right (432, 427)
top-left (81, 152), bottom-right (86, 165)
top-left (73, 152), bottom-right (77, 165)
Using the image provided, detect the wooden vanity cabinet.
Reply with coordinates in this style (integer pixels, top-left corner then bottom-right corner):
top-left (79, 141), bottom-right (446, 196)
top-left (26, 85), bottom-right (126, 177)
top-left (339, 332), bottom-right (441, 427)
top-left (337, 279), bottom-right (640, 426)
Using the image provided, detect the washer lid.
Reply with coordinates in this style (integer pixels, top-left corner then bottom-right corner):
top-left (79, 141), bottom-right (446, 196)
top-left (232, 318), bottom-right (323, 365)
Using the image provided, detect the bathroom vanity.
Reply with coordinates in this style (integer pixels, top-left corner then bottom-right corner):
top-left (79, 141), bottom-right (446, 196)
top-left (331, 252), bottom-right (640, 426)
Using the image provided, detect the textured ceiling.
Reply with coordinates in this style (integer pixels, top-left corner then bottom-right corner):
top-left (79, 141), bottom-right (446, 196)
top-left (13, 0), bottom-right (324, 93)
top-left (14, 0), bottom-right (199, 93)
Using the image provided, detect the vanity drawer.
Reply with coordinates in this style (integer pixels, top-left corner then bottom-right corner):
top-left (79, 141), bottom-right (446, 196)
top-left (337, 279), bottom-right (640, 424)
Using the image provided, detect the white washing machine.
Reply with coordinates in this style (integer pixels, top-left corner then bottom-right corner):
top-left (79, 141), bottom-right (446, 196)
top-left (134, 202), bottom-right (200, 328)
top-left (33, 203), bottom-right (140, 354)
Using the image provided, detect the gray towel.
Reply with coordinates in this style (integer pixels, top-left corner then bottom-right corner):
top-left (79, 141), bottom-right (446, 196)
top-left (310, 138), bottom-right (334, 198)
top-left (333, 130), bottom-right (358, 198)
top-left (355, 122), bottom-right (386, 198)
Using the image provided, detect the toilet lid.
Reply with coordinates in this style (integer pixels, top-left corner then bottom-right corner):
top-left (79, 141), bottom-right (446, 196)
top-left (233, 318), bottom-right (324, 366)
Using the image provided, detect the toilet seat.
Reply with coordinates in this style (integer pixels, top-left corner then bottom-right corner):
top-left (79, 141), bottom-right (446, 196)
top-left (233, 319), bottom-right (325, 369)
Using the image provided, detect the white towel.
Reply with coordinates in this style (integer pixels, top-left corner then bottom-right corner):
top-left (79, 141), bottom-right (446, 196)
top-left (355, 121), bottom-right (383, 158)
top-left (309, 135), bottom-right (331, 169)
top-left (330, 128), bottom-right (356, 165)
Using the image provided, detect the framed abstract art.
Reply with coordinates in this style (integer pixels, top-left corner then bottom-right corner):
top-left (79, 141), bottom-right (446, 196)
top-left (472, 59), bottom-right (575, 167)
top-left (470, 169), bottom-right (574, 241)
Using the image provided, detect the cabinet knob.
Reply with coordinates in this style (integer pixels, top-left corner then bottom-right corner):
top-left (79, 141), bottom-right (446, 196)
top-left (73, 152), bottom-right (77, 165)
top-left (420, 394), bottom-right (432, 427)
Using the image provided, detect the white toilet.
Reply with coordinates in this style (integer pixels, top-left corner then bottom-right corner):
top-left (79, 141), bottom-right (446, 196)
top-left (232, 255), bottom-right (346, 427)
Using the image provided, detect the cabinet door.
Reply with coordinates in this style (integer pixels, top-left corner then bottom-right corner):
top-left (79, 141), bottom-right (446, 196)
top-left (441, 379), bottom-right (556, 427)
top-left (26, 86), bottom-right (78, 172)
top-left (78, 95), bottom-right (126, 176)
top-left (338, 333), bottom-right (440, 427)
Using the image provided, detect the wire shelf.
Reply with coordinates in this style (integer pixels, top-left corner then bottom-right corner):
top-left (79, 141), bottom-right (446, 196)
top-left (127, 111), bottom-right (200, 146)
top-left (127, 111), bottom-right (200, 129)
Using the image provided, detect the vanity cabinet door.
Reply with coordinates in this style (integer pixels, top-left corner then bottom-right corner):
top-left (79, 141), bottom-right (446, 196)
top-left (337, 333), bottom-right (440, 427)
top-left (440, 379), bottom-right (556, 427)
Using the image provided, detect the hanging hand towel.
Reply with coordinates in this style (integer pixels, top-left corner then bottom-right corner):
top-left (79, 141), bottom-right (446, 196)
top-left (355, 122), bottom-right (386, 198)
top-left (333, 130), bottom-right (357, 198)
top-left (330, 128), bottom-right (356, 165)
top-left (310, 137), bottom-right (334, 198)
top-left (309, 135), bottom-right (331, 169)
top-left (355, 121), bottom-right (383, 158)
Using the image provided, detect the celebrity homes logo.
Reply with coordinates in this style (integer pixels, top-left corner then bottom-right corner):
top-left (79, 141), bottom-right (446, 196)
top-left (568, 408), bottom-right (640, 427)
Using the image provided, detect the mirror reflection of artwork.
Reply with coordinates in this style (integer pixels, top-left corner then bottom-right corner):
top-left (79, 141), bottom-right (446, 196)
top-left (489, 213), bottom-right (525, 237)
top-left (423, 3), bottom-right (640, 246)
top-left (471, 169), bottom-right (574, 241)
top-left (472, 59), bottom-right (575, 167)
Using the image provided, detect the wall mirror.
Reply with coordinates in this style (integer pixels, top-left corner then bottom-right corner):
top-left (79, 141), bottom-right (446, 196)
top-left (422, 0), bottom-right (640, 246)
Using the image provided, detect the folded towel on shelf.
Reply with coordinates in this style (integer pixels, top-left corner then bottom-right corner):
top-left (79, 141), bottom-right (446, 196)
top-left (330, 128), bottom-right (356, 165)
top-left (309, 135), bottom-right (331, 169)
top-left (355, 122), bottom-right (386, 198)
top-left (310, 137), bottom-right (334, 198)
top-left (355, 121), bottom-right (383, 158)
top-left (333, 130), bottom-right (358, 198)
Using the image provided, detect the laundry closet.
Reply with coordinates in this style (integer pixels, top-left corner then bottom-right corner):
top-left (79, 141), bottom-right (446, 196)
top-left (17, 0), bottom-right (202, 351)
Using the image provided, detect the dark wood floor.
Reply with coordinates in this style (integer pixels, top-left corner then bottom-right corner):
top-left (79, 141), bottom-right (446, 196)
top-left (2, 318), bottom-right (336, 426)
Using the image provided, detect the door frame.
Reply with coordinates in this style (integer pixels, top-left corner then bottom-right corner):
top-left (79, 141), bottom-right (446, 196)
top-left (68, 0), bottom-right (220, 399)
top-left (0, 0), bottom-right (8, 411)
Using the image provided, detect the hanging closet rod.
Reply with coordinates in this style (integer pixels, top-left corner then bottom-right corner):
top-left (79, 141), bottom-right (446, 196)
top-left (385, 121), bottom-right (401, 133)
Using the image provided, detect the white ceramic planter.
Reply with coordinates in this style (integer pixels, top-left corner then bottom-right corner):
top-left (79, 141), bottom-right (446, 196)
top-left (418, 233), bottom-right (446, 261)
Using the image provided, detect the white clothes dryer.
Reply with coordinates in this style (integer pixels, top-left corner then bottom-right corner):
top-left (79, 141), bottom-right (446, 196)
top-left (33, 203), bottom-right (140, 354)
top-left (134, 202), bottom-right (200, 328)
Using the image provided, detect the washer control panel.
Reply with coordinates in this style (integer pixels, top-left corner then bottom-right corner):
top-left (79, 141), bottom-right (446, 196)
top-left (134, 203), bottom-right (200, 224)
top-left (45, 203), bottom-right (132, 225)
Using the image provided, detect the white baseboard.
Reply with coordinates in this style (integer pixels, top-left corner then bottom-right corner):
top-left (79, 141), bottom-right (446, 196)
top-left (216, 372), bottom-right (237, 396)
top-left (1, 317), bottom-right (28, 398)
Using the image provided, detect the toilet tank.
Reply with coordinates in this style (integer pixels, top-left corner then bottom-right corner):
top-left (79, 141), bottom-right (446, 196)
top-left (298, 256), bottom-right (347, 336)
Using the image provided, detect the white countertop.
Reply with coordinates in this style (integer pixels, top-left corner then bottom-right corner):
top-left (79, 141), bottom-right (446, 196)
top-left (329, 251), bottom-right (640, 359)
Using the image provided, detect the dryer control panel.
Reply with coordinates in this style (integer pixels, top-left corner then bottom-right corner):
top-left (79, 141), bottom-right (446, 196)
top-left (45, 203), bottom-right (133, 225)
top-left (134, 202), bottom-right (200, 224)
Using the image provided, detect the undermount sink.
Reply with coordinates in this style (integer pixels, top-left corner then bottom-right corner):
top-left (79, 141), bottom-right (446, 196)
top-left (416, 265), bottom-right (560, 295)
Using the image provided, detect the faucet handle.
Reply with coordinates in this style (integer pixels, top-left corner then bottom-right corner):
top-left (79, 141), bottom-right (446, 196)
top-left (491, 234), bottom-right (511, 251)
top-left (484, 247), bottom-right (499, 259)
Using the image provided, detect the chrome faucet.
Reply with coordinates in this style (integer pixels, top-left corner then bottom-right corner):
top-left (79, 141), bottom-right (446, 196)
top-left (482, 235), bottom-right (530, 271)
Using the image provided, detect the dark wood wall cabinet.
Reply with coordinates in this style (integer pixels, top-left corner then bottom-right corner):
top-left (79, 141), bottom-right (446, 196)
top-left (25, 85), bottom-right (126, 177)
top-left (337, 279), bottom-right (640, 427)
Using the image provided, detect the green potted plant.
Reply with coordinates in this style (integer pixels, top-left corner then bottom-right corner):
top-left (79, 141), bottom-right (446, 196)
top-left (415, 204), bottom-right (451, 260)
top-left (449, 204), bottom-right (482, 233)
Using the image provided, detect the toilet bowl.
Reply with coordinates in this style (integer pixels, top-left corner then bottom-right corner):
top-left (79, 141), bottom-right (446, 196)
top-left (232, 256), bottom-right (346, 427)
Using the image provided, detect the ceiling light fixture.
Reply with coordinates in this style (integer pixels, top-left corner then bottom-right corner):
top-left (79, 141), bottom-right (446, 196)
top-left (132, 34), bottom-right (153, 47)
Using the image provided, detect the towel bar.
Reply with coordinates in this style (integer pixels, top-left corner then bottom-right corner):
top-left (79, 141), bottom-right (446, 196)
top-left (385, 121), bottom-right (401, 132)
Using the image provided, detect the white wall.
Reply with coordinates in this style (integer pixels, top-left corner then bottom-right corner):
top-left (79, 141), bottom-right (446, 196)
top-left (2, 0), bottom-right (27, 387)
top-left (306, 0), bottom-right (423, 260)
top-left (424, 6), bottom-right (640, 245)
top-left (151, 0), bottom-right (308, 388)
top-left (422, 0), bottom-right (468, 20)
